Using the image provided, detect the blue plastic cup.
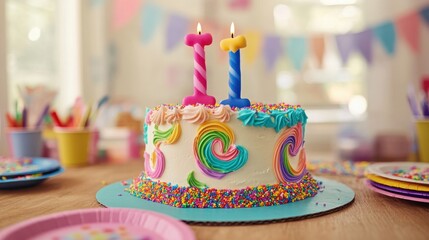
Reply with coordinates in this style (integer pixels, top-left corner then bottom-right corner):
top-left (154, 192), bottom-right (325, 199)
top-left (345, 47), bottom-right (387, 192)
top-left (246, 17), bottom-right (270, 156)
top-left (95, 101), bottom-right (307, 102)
top-left (7, 129), bottom-right (43, 158)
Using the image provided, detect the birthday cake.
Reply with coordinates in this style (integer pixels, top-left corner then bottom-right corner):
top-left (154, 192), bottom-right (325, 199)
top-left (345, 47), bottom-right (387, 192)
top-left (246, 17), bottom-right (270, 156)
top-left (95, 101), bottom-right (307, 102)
top-left (127, 23), bottom-right (318, 208)
top-left (127, 103), bottom-right (319, 208)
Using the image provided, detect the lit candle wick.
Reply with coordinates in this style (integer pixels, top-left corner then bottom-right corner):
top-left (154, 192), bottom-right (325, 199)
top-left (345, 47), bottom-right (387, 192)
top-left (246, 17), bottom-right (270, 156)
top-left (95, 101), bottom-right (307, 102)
top-left (197, 22), bottom-right (202, 35)
top-left (230, 22), bottom-right (235, 38)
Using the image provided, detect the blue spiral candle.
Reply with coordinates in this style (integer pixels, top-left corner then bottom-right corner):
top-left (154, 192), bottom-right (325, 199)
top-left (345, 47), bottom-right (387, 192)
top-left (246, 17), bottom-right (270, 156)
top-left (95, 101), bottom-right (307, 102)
top-left (220, 23), bottom-right (250, 108)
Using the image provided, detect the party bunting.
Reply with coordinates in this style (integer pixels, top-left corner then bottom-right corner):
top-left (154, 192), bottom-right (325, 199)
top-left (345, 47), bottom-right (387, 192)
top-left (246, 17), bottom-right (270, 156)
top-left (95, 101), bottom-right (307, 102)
top-left (140, 3), bottom-right (163, 43)
top-left (112, 0), bottom-right (141, 29)
top-left (228, 0), bottom-right (252, 10)
top-left (166, 14), bottom-right (190, 52)
top-left (420, 6), bottom-right (429, 26)
top-left (263, 35), bottom-right (282, 71)
top-left (373, 22), bottom-right (396, 56)
top-left (310, 35), bottom-right (325, 68)
top-left (286, 37), bottom-right (308, 70)
top-left (354, 30), bottom-right (373, 64)
top-left (243, 31), bottom-right (262, 64)
top-left (335, 33), bottom-right (355, 64)
top-left (124, 2), bottom-right (429, 70)
top-left (396, 11), bottom-right (420, 53)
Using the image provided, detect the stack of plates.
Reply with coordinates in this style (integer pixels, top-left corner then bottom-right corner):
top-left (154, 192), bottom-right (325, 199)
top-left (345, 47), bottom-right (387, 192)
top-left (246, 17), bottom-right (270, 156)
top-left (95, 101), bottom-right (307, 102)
top-left (0, 157), bottom-right (63, 189)
top-left (365, 162), bottom-right (429, 203)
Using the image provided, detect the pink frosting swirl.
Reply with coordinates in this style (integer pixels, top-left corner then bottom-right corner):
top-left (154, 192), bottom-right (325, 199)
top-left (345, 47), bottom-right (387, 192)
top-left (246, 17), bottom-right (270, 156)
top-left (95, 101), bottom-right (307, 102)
top-left (212, 105), bottom-right (233, 122)
top-left (145, 110), bottom-right (152, 124)
top-left (150, 105), bottom-right (167, 125)
top-left (182, 105), bottom-right (210, 124)
top-left (165, 107), bottom-right (183, 124)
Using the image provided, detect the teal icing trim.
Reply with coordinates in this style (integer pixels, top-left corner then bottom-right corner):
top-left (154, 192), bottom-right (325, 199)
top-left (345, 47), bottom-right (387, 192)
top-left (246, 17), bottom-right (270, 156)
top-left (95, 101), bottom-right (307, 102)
top-left (271, 110), bottom-right (289, 133)
top-left (237, 108), bottom-right (307, 132)
top-left (143, 108), bottom-right (151, 144)
top-left (237, 109), bottom-right (256, 126)
top-left (254, 112), bottom-right (275, 128)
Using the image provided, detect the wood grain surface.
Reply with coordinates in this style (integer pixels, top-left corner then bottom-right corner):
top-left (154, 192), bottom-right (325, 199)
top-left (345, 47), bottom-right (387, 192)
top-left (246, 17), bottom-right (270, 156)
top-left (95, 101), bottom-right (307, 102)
top-left (1, 161), bottom-right (429, 240)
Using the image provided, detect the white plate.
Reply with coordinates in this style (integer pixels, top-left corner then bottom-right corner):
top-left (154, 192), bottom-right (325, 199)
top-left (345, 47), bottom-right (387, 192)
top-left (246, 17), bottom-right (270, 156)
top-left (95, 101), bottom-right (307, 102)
top-left (366, 162), bottom-right (429, 185)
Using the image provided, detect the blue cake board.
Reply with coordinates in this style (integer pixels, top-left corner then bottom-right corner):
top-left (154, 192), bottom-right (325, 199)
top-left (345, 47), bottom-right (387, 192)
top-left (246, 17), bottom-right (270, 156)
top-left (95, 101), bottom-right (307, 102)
top-left (96, 177), bottom-right (354, 223)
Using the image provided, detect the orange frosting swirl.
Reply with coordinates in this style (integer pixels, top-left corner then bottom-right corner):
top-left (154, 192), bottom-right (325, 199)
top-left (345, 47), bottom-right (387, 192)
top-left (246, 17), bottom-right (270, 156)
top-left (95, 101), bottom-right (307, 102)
top-left (150, 105), bottom-right (167, 125)
top-left (212, 105), bottom-right (233, 122)
top-left (182, 105), bottom-right (210, 124)
top-left (165, 107), bottom-right (182, 124)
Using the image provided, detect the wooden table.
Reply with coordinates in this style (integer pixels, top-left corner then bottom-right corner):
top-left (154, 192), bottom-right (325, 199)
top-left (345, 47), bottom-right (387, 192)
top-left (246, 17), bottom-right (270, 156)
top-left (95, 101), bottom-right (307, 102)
top-left (1, 161), bottom-right (429, 240)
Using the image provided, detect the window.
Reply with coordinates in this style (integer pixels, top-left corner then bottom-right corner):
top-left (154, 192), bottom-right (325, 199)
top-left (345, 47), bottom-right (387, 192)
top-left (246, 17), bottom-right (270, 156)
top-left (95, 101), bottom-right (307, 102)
top-left (273, 1), bottom-right (367, 122)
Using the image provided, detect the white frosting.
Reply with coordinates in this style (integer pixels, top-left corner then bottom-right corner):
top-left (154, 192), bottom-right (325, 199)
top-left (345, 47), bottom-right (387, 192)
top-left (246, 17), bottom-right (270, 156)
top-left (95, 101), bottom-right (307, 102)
top-left (145, 112), bottom-right (304, 189)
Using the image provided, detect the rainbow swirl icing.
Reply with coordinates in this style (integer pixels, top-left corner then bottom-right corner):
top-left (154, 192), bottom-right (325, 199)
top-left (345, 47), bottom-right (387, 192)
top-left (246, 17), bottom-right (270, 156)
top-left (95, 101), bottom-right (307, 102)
top-left (144, 148), bottom-right (165, 178)
top-left (273, 123), bottom-right (307, 183)
top-left (153, 123), bottom-right (181, 146)
top-left (193, 120), bottom-right (248, 179)
top-left (144, 123), bottom-right (181, 178)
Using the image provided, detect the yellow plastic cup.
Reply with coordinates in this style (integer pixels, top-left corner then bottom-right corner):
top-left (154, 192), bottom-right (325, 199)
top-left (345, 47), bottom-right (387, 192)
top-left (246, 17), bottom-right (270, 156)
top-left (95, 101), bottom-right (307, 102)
top-left (55, 128), bottom-right (91, 167)
top-left (416, 120), bottom-right (429, 162)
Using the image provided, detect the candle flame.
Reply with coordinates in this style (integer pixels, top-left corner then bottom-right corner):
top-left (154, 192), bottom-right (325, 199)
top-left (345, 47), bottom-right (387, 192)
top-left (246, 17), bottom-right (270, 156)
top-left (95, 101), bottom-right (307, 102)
top-left (197, 22), bottom-right (202, 35)
top-left (230, 22), bottom-right (235, 38)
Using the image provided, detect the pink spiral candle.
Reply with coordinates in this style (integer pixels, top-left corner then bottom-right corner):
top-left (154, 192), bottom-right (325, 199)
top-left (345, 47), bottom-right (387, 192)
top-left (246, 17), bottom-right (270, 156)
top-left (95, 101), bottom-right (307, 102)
top-left (183, 23), bottom-right (216, 106)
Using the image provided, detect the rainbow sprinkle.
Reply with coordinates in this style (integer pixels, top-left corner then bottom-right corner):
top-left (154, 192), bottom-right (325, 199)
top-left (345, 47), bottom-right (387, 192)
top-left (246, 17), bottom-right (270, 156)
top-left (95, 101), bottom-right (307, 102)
top-left (0, 157), bottom-right (36, 175)
top-left (390, 166), bottom-right (429, 182)
top-left (152, 102), bottom-right (302, 113)
top-left (126, 172), bottom-right (319, 208)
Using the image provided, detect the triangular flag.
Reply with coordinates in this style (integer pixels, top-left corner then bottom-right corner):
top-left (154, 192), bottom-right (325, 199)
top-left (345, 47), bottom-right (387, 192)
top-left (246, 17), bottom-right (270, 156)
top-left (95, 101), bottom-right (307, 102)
top-left (286, 37), bottom-right (308, 70)
top-left (420, 5), bottom-right (429, 26)
top-left (396, 11), bottom-right (420, 53)
top-left (335, 33), bottom-right (355, 64)
top-left (243, 31), bottom-right (262, 64)
top-left (140, 3), bottom-right (163, 43)
top-left (263, 35), bottom-right (282, 71)
top-left (166, 14), bottom-right (189, 52)
top-left (372, 22), bottom-right (396, 55)
top-left (310, 35), bottom-right (325, 68)
top-left (112, 0), bottom-right (141, 29)
top-left (354, 29), bottom-right (373, 64)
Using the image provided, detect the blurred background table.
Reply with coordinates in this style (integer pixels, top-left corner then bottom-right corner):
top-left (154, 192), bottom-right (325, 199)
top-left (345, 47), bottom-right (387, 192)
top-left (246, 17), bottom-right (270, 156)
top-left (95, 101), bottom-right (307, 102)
top-left (1, 161), bottom-right (429, 240)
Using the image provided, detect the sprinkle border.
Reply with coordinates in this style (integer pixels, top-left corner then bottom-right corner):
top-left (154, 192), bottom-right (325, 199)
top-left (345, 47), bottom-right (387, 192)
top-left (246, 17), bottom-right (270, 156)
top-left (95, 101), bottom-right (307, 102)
top-left (126, 172), bottom-right (319, 208)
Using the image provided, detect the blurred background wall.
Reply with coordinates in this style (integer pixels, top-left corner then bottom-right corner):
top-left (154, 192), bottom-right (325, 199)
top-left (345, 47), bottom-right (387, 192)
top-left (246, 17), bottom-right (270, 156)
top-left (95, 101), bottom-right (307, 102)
top-left (2, 0), bottom-right (429, 160)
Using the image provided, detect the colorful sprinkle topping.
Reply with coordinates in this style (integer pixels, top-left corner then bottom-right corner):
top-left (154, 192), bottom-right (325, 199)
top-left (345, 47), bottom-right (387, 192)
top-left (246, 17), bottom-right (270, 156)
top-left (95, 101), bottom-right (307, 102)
top-left (152, 102), bottom-right (302, 113)
top-left (0, 157), bottom-right (36, 175)
top-left (50, 224), bottom-right (150, 240)
top-left (389, 166), bottom-right (429, 182)
top-left (307, 160), bottom-right (370, 177)
top-left (127, 172), bottom-right (319, 208)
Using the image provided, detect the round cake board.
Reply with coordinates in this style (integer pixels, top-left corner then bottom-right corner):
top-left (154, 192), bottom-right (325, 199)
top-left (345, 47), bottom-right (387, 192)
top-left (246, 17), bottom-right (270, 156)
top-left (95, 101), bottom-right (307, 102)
top-left (96, 177), bottom-right (354, 224)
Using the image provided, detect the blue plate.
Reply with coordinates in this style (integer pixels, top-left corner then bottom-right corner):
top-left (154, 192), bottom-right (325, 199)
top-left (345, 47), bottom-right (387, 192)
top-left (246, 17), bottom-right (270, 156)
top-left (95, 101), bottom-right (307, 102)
top-left (0, 157), bottom-right (61, 177)
top-left (0, 167), bottom-right (64, 189)
top-left (96, 177), bottom-right (355, 223)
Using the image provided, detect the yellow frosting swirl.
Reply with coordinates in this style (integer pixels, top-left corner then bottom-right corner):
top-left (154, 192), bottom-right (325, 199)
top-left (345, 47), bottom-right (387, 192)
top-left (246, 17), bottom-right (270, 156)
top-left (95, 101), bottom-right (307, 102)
top-left (182, 105), bottom-right (210, 124)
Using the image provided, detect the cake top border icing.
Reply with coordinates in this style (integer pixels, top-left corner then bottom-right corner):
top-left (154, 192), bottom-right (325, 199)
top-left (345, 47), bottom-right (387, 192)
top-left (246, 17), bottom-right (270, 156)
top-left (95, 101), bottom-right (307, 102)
top-left (151, 102), bottom-right (303, 113)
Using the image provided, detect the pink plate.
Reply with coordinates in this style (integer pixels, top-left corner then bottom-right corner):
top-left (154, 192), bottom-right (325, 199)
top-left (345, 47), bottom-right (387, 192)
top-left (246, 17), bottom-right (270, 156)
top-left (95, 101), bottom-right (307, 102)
top-left (365, 180), bottom-right (429, 203)
top-left (0, 208), bottom-right (195, 240)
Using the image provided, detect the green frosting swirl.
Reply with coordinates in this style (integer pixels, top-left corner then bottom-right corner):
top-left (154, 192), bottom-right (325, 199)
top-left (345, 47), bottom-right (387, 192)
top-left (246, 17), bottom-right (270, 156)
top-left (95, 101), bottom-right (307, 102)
top-left (153, 125), bottom-right (173, 145)
top-left (187, 171), bottom-right (208, 189)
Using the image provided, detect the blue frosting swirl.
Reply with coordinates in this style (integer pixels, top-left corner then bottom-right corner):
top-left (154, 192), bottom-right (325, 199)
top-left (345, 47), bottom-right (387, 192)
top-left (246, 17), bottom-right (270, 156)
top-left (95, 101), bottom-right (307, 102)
top-left (238, 108), bottom-right (307, 132)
